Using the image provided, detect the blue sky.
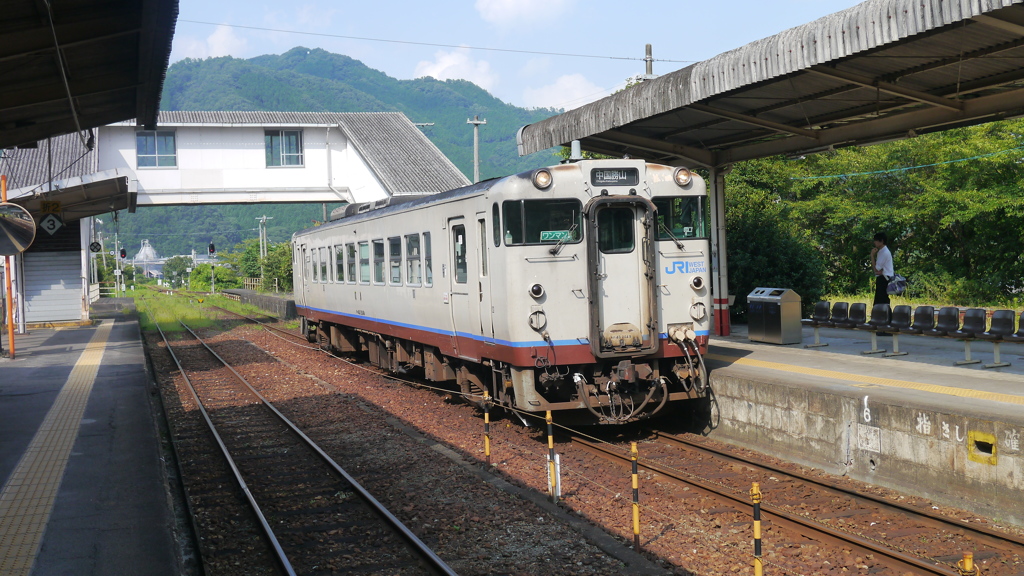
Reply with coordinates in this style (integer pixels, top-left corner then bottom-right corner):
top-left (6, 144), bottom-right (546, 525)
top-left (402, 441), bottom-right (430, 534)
top-left (171, 0), bottom-right (865, 110)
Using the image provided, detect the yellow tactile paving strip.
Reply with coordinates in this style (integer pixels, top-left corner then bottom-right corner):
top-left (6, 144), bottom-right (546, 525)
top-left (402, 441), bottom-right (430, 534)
top-left (707, 352), bottom-right (1024, 406)
top-left (0, 320), bottom-right (113, 576)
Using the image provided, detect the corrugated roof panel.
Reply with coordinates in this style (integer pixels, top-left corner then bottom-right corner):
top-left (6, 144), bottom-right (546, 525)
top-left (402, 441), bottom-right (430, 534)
top-left (1, 133), bottom-right (98, 192)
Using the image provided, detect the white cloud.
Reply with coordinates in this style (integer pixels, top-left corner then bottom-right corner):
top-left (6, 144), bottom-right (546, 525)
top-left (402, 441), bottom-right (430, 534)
top-left (414, 49), bottom-right (498, 91)
top-left (475, 0), bottom-right (574, 25)
top-left (521, 74), bottom-right (608, 110)
top-left (177, 25), bottom-right (247, 59)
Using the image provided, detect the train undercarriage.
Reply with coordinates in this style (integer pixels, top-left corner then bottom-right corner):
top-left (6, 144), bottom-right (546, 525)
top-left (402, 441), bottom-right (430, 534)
top-left (304, 318), bottom-right (708, 425)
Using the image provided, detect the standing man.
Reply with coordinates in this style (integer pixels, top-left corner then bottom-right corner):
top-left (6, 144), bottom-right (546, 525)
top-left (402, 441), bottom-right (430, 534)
top-left (870, 232), bottom-right (893, 309)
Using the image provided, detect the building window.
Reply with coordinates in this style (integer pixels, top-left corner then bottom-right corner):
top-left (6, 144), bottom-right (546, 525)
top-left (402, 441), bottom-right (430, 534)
top-left (136, 131), bottom-right (176, 167)
top-left (265, 130), bottom-right (303, 167)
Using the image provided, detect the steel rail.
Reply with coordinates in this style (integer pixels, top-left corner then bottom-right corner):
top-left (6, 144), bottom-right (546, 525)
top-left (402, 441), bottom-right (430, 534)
top-left (208, 304), bottom-right (310, 344)
top-left (175, 320), bottom-right (459, 576)
top-left (654, 431), bottom-right (1024, 552)
top-left (571, 436), bottom-right (960, 576)
top-left (155, 322), bottom-right (297, 576)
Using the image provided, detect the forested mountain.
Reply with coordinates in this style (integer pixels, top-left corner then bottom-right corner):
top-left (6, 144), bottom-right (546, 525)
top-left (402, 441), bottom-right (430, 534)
top-left (110, 47), bottom-right (560, 257)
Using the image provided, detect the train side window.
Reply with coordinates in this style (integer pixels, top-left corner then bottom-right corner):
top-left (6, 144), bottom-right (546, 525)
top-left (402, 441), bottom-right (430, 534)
top-left (388, 237), bottom-right (402, 285)
top-left (598, 207), bottom-right (635, 254)
top-left (346, 243), bottom-right (356, 283)
top-left (478, 218), bottom-right (488, 277)
top-left (372, 239), bottom-right (385, 284)
top-left (405, 234), bottom-right (421, 285)
top-left (335, 244), bottom-right (344, 283)
top-left (492, 203), bottom-right (500, 247)
top-left (452, 225), bottom-right (467, 284)
top-left (358, 241), bottom-right (370, 284)
top-left (302, 246), bottom-right (309, 282)
top-left (319, 247), bottom-right (329, 281)
top-left (423, 232), bottom-right (432, 286)
top-left (311, 248), bottom-right (320, 282)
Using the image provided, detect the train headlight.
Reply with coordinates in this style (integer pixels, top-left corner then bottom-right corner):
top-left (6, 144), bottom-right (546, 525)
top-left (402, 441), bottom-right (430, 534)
top-left (529, 283), bottom-right (545, 299)
top-left (532, 169), bottom-right (553, 190)
top-left (673, 167), bottom-right (692, 187)
top-left (690, 276), bottom-right (704, 290)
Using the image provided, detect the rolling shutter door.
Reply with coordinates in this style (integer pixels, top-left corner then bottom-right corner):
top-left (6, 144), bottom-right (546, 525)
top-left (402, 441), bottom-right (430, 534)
top-left (24, 251), bottom-right (83, 322)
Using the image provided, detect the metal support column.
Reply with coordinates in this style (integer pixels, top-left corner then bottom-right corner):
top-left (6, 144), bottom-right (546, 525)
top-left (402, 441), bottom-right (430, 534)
top-left (709, 166), bottom-right (731, 336)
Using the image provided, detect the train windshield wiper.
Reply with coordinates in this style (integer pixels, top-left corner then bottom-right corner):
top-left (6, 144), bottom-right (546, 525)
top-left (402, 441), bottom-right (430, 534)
top-left (659, 222), bottom-right (685, 250)
top-left (549, 223), bottom-right (578, 256)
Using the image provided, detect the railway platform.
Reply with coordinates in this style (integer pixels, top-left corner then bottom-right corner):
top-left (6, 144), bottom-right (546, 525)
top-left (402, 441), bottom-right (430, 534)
top-left (703, 323), bottom-right (1024, 527)
top-left (0, 299), bottom-right (180, 576)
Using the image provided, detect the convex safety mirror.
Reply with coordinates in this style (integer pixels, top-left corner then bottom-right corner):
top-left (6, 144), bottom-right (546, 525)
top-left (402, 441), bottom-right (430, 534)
top-left (0, 203), bottom-right (36, 256)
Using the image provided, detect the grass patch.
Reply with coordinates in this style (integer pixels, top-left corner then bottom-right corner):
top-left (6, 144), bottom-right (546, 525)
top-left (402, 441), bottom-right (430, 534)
top-left (135, 287), bottom-right (289, 334)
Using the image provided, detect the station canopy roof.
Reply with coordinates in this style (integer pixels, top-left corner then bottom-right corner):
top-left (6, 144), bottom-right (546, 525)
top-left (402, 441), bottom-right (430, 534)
top-left (0, 0), bottom-right (178, 150)
top-left (517, 0), bottom-right (1024, 168)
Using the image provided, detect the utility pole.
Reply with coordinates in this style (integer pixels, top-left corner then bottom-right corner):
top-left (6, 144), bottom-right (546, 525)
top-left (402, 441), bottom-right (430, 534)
top-left (467, 115), bottom-right (487, 183)
top-left (256, 216), bottom-right (273, 279)
top-left (641, 44), bottom-right (658, 81)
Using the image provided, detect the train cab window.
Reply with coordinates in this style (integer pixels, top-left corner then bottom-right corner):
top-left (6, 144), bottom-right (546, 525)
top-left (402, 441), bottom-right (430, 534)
top-left (373, 239), bottom-right (385, 284)
top-left (452, 225), bottom-right (467, 284)
top-left (335, 245), bottom-right (344, 283)
top-left (388, 237), bottom-right (402, 285)
top-left (598, 207), bottom-right (635, 254)
top-left (502, 199), bottom-right (582, 245)
top-left (405, 234), bottom-right (421, 285)
top-left (423, 232), bottom-right (432, 286)
top-left (346, 243), bottom-right (356, 282)
top-left (492, 203), bottom-right (500, 247)
top-left (319, 247), bottom-right (329, 281)
top-left (653, 196), bottom-right (706, 239)
top-left (311, 248), bottom-right (320, 282)
top-left (358, 241), bottom-right (370, 284)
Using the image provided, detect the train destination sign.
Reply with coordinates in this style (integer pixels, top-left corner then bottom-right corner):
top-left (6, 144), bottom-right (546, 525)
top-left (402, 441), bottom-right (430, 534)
top-left (0, 202), bottom-right (37, 255)
top-left (591, 168), bottom-right (639, 186)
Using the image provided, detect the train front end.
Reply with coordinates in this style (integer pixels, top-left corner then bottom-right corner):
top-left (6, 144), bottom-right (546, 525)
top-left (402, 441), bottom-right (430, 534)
top-left (501, 160), bottom-right (711, 424)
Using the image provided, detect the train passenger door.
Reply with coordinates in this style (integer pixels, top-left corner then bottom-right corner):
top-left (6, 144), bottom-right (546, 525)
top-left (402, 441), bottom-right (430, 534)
top-left (298, 243), bottom-right (309, 305)
top-left (476, 212), bottom-right (494, 341)
top-left (448, 217), bottom-right (481, 360)
top-left (585, 198), bottom-right (659, 358)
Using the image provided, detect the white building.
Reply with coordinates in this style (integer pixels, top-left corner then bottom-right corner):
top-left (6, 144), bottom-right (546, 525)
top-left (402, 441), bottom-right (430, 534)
top-left (2, 111), bottom-right (469, 325)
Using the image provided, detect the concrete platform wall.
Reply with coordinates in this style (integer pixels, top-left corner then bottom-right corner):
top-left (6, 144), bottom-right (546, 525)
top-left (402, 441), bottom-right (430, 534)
top-left (221, 289), bottom-right (297, 320)
top-left (708, 371), bottom-right (1024, 526)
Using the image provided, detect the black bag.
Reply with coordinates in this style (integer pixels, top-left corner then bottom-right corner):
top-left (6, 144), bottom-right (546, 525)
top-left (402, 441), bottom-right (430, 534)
top-left (886, 274), bottom-right (907, 295)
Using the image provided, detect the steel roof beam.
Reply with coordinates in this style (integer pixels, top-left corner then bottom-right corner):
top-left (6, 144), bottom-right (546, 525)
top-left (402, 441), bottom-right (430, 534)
top-left (593, 131), bottom-right (716, 167)
top-left (687, 103), bottom-right (819, 139)
top-left (720, 87), bottom-right (1024, 165)
top-left (972, 14), bottom-right (1024, 36)
top-left (808, 65), bottom-right (963, 111)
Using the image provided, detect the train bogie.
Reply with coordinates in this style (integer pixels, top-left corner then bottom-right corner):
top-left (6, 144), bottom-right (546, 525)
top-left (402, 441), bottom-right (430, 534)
top-left (293, 160), bottom-right (712, 424)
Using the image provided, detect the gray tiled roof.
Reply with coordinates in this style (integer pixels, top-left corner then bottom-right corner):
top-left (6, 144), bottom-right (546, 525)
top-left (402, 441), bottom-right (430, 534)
top-left (1, 132), bottom-right (98, 192)
top-left (130, 111), bottom-right (471, 196)
top-left (335, 113), bottom-right (470, 196)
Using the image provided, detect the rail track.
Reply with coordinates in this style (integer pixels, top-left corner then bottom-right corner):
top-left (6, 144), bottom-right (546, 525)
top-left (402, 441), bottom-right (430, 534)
top-left (155, 319), bottom-right (457, 576)
top-left (572, 432), bottom-right (1024, 575)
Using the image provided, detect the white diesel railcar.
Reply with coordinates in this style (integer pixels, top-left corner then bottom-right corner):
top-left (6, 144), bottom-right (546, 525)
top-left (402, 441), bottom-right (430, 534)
top-left (293, 159), bottom-right (711, 424)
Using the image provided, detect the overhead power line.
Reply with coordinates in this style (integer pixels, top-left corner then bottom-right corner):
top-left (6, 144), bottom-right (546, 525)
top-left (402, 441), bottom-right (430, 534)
top-left (179, 19), bottom-right (697, 64)
top-left (792, 144), bottom-right (1024, 180)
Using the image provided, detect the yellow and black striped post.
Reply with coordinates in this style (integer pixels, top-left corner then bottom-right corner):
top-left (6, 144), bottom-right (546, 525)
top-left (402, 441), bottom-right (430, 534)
top-left (751, 482), bottom-right (763, 576)
top-left (546, 411), bottom-right (557, 502)
top-left (957, 552), bottom-right (977, 575)
top-left (483, 391), bottom-right (491, 466)
top-left (631, 442), bottom-right (641, 550)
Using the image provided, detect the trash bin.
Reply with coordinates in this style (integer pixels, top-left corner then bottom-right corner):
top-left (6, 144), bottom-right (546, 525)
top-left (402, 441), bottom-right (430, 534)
top-left (747, 287), bottom-right (802, 344)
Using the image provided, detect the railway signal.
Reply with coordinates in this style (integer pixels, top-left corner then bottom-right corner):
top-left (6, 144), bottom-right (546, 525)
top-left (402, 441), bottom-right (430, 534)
top-left (208, 242), bottom-right (216, 255)
top-left (119, 248), bottom-right (126, 259)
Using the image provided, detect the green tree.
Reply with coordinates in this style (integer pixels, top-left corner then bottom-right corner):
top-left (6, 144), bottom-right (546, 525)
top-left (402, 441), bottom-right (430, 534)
top-left (162, 256), bottom-right (194, 288)
top-left (262, 242), bottom-right (293, 292)
top-left (188, 263), bottom-right (241, 291)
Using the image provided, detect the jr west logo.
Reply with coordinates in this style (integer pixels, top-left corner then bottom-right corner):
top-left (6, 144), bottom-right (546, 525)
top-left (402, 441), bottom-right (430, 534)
top-left (665, 260), bottom-right (707, 274)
